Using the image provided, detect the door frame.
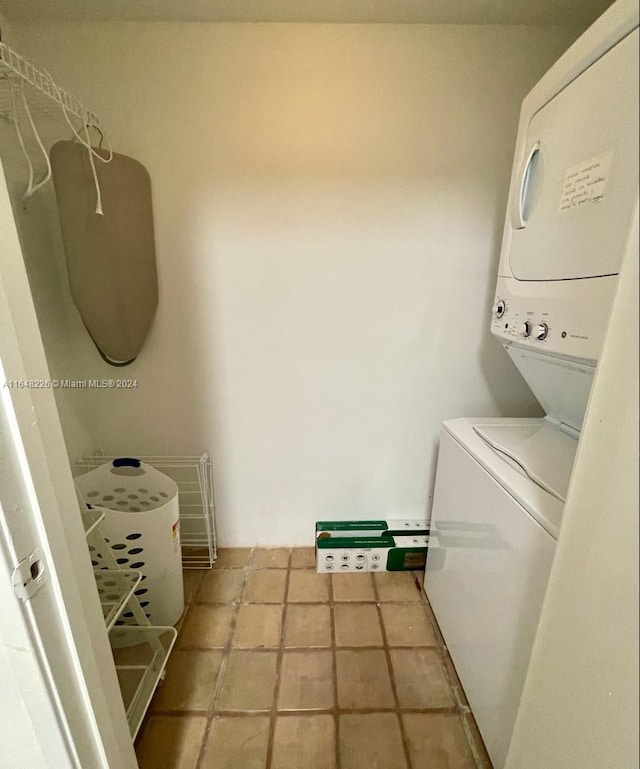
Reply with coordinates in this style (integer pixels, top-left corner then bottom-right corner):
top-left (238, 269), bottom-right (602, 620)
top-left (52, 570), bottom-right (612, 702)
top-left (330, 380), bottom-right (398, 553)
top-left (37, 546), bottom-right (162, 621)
top-left (0, 158), bottom-right (138, 768)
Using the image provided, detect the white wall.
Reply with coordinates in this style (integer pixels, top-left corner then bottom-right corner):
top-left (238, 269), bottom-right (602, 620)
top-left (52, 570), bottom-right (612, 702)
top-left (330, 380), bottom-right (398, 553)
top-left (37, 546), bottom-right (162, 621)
top-left (7, 23), bottom-right (579, 544)
top-left (505, 208), bottom-right (639, 769)
top-left (0, 126), bottom-right (101, 462)
top-left (0, 157), bottom-right (138, 769)
top-left (1, 6), bottom-right (101, 461)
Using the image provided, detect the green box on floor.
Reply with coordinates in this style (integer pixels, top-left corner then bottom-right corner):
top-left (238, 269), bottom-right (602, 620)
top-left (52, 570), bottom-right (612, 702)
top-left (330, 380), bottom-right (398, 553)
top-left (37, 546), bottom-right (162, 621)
top-left (315, 519), bottom-right (429, 573)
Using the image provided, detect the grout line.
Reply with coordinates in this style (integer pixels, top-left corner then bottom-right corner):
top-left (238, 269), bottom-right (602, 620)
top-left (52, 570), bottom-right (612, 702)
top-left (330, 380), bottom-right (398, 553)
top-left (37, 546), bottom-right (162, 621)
top-left (193, 714), bottom-right (214, 769)
top-left (173, 642), bottom-right (445, 653)
top-left (193, 548), bottom-right (255, 769)
top-left (460, 711), bottom-right (494, 769)
top-left (194, 591), bottom-right (429, 606)
top-left (329, 572), bottom-right (341, 769)
top-left (372, 574), bottom-right (414, 769)
top-left (135, 569), bottom-right (206, 745)
top-left (421, 591), bottom-right (473, 711)
top-left (264, 548), bottom-right (292, 769)
top-left (150, 705), bottom-right (460, 717)
top-left (440, 650), bottom-right (471, 711)
top-left (194, 599), bottom-right (431, 607)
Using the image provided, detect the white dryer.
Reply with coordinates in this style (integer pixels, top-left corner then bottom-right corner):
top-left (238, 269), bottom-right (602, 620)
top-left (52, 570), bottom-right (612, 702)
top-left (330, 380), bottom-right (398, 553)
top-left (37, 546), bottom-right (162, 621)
top-left (424, 2), bottom-right (639, 768)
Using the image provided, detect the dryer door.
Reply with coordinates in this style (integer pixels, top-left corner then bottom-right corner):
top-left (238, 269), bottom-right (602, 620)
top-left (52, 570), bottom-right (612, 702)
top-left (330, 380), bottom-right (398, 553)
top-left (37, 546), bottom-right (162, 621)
top-left (509, 28), bottom-right (638, 281)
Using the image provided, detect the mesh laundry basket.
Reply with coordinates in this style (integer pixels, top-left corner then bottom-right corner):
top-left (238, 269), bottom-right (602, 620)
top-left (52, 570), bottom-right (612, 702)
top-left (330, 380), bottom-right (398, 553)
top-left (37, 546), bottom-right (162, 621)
top-left (76, 458), bottom-right (184, 626)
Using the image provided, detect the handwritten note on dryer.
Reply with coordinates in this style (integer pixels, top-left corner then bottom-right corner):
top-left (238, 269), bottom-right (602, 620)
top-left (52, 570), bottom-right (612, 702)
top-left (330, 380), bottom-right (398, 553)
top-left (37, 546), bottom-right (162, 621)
top-left (558, 151), bottom-right (613, 213)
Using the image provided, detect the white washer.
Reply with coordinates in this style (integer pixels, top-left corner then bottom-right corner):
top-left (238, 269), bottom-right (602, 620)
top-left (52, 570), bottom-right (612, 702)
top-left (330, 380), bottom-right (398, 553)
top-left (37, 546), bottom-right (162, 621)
top-left (425, 3), bottom-right (638, 768)
top-left (424, 417), bottom-right (573, 769)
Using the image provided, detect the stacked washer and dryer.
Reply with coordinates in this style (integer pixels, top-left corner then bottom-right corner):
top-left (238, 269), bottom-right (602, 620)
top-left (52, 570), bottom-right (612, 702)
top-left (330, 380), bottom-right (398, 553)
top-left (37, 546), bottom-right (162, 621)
top-left (423, 2), bottom-right (639, 768)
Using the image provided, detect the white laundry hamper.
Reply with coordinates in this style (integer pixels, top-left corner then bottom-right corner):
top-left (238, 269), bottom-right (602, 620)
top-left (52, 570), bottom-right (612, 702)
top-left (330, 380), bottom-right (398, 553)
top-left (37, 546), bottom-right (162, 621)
top-left (76, 458), bottom-right (184, 626)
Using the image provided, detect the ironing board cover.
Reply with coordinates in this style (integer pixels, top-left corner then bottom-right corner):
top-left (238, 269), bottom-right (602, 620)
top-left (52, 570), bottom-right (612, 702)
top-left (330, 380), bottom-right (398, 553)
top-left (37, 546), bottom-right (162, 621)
top-left (50, 140), bottom-right (158, 365)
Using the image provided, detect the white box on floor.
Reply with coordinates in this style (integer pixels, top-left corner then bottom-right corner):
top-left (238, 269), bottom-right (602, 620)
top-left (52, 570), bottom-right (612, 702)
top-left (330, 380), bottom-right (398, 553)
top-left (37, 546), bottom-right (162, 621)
top-left (315, 520), bottom-right (429, 573)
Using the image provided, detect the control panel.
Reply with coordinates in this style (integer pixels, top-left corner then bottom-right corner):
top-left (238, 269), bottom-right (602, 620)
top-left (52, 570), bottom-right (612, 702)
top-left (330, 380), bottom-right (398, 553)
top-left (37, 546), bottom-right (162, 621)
top-left (492, 298), bottom-right (552, 342)
top-left (319, 549), bottom-right (384, 572)
top-left (316, 535), bottom-right (429, 573)
top-left (490, 275), bottom-right (618, 362)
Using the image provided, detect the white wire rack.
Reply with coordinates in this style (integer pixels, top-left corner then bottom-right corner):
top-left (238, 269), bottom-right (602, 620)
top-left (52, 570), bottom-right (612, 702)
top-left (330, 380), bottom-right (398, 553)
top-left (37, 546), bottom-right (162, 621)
top-left (0, 40), bottom-right (100, 128)
top-left (0, 39), bottom-right (108, 207)
top-left (76, 452), bottom-right (218, 569)
top-left (111, 626), bottom-right (177, 739)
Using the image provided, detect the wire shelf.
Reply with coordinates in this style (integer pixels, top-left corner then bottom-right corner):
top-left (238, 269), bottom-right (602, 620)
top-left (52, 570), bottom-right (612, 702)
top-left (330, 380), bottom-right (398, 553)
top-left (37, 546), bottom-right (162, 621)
top-left (77, 452), bottom-right (218, 569)
top-left (0, 40), bottom-right (100, 128)
top-left (94, 569), bottom-right (143, 631)
top-left (81, 507), bottom-right (105, 538)
top-left (110, 625), bottom-right (177, 739)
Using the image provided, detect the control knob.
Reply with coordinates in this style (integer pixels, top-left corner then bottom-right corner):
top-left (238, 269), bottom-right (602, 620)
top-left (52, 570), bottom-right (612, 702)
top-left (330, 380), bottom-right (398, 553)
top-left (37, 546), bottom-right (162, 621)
top-left (493, 300), bottom-right (506, 319)
top-left (535, 322), bottom-right (549, 340)
top-left (520, 321), bottom-right (532, 338)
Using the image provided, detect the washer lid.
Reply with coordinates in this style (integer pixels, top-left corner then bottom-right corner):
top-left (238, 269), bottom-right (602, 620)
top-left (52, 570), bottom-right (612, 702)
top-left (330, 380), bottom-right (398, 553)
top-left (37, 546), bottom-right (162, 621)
top-left (505, 345), bottom-right (595, 432)
top-left (442, 418), bottom-right (565, 537)
top-left (474, 420), bottom-right (578, 503)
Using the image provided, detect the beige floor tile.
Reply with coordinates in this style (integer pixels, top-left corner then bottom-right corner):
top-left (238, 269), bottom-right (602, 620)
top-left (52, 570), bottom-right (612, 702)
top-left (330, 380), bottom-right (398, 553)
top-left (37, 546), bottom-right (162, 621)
top-left (182, 570), bottom-right (206, 604)
top-left (242, 569), bottom-right (288, 603)
top-left (287, 570), bottom-right (330, 603)
top-left (251, 547), bottom-right (290, 568)
top-left (272, 715), bottom-right (335, 769)
top-left (200, 716), bottom-right (270, 769)
top-left (332, 573), bottom-right (376, 603)
top-left (290, 547), bottom-right (317, 569)
top-left (196, 569), bottom-right (244, 604)
top-left (403, 714), bottom-right (476, 769)
top-left (153, 650), bottom-right (223, 711)
top-left (137, 715), bottom-right (207, 769)
top-left (277, 651), bottom-right (334, 710)
top-left (214, 548), bottom-right (252, 568)
top-left (216, 651), bottom-right (278, 710)
top-left (380, 603), bottom-right (437, 647)
top-left (374, 572), bottom-right (422, 602)
top-left (390, 649), bottom-right (454, 709)
top-left (340, 713), bottom-right (407, 769)
top-left (284, 604), bottom-right (332, 648)
top-left (335, 649), bottom-right (395, 709)
top-left (179, 605), bottom-right (234, 648)
top-left (334, 604), bottom-right (383, 647)
top-left (233, 604), bottom-right (283, 648)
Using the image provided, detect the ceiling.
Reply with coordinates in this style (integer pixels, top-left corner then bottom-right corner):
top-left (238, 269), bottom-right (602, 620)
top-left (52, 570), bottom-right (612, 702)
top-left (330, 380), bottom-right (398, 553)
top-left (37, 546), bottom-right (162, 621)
top-left (0, 0), bottom-right (615, 26)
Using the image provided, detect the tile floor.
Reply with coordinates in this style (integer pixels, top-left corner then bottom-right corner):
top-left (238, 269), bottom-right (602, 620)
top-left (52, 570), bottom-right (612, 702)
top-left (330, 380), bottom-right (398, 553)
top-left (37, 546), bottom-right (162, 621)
top-left (136, 548), bottom-right (493, 769)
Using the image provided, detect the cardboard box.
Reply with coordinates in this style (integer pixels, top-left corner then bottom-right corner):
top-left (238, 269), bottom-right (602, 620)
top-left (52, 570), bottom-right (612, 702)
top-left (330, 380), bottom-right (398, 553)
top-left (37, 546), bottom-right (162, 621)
top-left (316, 519), bottom-right (429, 537)
top-left (315, 519), bottom-right (429, 572)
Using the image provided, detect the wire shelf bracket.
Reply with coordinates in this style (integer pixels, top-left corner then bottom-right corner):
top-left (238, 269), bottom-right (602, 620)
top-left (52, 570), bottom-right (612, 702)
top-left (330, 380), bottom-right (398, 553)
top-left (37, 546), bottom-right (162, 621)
top-left (0, 40), bottom-right (101, 128)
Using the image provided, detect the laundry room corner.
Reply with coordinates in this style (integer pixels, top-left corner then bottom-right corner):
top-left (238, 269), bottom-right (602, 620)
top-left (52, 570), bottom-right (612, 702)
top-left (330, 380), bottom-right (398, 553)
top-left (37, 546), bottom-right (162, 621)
top-left (4, 20), bottom-right (580, 545)
top-left (1, 2), bottom-right (636, 769)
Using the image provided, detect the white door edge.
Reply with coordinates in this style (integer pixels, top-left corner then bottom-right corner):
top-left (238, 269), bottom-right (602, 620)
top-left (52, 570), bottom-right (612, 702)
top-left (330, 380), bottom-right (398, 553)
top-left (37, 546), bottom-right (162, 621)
top-left (0, 159), bottom-right (138, 768)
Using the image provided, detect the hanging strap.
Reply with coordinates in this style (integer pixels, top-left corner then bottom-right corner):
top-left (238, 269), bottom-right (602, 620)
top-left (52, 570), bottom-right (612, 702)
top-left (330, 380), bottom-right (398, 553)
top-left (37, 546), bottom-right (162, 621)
top-left (19, 78), bottom-right (52, 198)
top-left (10, 72), bottom-right (112, 211)
top-left (51, 64), bottom-right (113, 217)
top-left (59, 99), bottom-right (114, 216)
top-left (9, 81), bottom-right (35, 201)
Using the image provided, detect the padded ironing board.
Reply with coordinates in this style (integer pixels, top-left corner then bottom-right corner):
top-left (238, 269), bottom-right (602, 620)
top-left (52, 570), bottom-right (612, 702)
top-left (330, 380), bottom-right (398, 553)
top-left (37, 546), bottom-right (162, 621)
top-left (50, 140), bottom-right (158, 365)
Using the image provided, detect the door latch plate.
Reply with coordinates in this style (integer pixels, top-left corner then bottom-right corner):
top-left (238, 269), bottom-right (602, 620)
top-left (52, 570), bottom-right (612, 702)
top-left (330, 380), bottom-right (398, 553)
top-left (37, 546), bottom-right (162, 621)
top-left (12, 547), bottom-right (47, 601)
